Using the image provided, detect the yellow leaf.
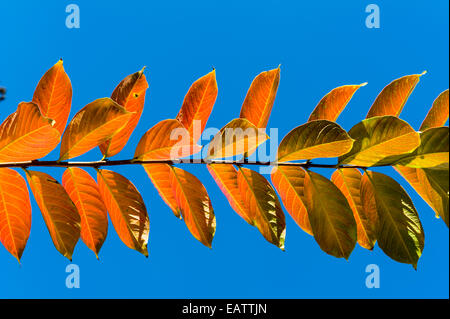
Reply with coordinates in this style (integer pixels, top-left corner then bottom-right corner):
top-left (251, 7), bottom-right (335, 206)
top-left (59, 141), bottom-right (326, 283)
top-left (308, 83), bottom-right (366, 122)
top-left (237, 167), bottom-right (286, 249)
top-left (26, 170), bottom-right (81, 260)
top-left (207, 118), bottom-right (268, 159)
top-left (366, 72), bottom-right (425, 118)
top-left (270, 166), bottom-right (312, 235)
top-left (239, 67), bottom-right (280, 128)
top-left (97, 169), bottom-right (149, 256)
top-left (420, 89), bottom-right (449, 131)
top-left (0, 102), bottom-right (60, 163)
top-left (331, 168), bottom-right (377, 250)
top-left (59, 98), bottom-right (133, 161)
top-left (303, 171), bottom-right (356, 259)
top-left (339, 116), bottom-right (420, 166)
top-left (277, 120), bottom-right (353, 162)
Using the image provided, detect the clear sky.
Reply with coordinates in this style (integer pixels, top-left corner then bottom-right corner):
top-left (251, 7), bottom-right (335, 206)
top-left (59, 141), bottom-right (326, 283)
top-left (0, 1), bottom-right (448, 298)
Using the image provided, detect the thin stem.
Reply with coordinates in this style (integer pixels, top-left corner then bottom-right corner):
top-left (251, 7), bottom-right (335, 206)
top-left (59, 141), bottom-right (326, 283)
top-left (0, 158), bottom-right (374, 170)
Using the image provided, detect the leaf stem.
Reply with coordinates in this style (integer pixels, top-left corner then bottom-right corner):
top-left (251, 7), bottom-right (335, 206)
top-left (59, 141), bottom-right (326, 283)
top-left (0, 158), bottom-right (374, 170)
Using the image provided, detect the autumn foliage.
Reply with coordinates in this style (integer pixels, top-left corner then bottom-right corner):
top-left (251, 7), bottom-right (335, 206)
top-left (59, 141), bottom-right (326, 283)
top-left (0, 60), bottom-right (448, 269)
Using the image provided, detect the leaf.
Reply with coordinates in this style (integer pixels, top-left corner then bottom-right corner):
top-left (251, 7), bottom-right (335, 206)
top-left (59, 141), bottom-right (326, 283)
top-left (302, 171), bottom-right (357, 259)
top-left (366, 72), bottom-right (425, 118)
top-left (420, 89), bottom-right (449, 131)
top-left (25, 170), bottom-right (80, 260)
top-left (32, 59), bottom-right (72, 134)
top-left (207, 118), bottom-right (268, 159)
top-left (97, 169), bottom-right (149, 256)
top-left (339, 116), bottom-right (421, 166)
top-left (59, 98), bottom-right (133, 161)
top-left (176, 70), bottom-right (218, 139)
top-left (277, 120), bottom-right (354, 162)
top-left (394, 127), bottom-right (449, 169)
top-left (239, 67), bottom-right (280, 128)
top-left (0, 102), bottom-right (60, 163)
top-left (62, 167), bottom-right (108, 258)
top-left (270, 166), bottom-right (312, 235)
top-left (134, 119), bottom-right (201, 161)
top-left (331, 168), bottom-right (376, 250)
top-left (207, 164), bottom-right (252, 225)
top-left (237, 167), bottom-right (286, 249)
top-left (142, 163), bottom-right (181, 218)
top-left (0, 168), bottom-right (31, 262)
top-left (308, 83), bottom-right (366, 122)
top-left (170, 166), bottom-right (215, 247)
top-left (362, 171), bottom-right (424, 269)
top-left (100, 68), bottom-right (149, 157)
top-left (417, 168), bottom-right (449, 227)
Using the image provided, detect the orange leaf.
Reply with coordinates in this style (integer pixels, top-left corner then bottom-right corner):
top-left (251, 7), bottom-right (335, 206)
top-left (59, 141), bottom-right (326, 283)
top-left (366, 72), bottom-right (425, 118)
top-left (97, 169), bottom-right (149, 256)
top-left (176, 70), bottom-right (218, 139)
top-left (62, 167), bottom-right (108, 258)
top-left (207, 164), bottom-right (252, 225)
top-left (32, 59), bottom-right (72, 134)
top-left (239, 67), bottom-right (280, 128)
top-left (134, 119), bottom-right (201, 161)
top-left (308, 84), bottom-right (366, 122)
top-left (420, 89), bottom-right (449, 131)
top-left (237, 167), bottom-right (286, 249)
top-left (0, 168), bottom-right (31, 262)
top-left (59, 98), bottom-right (133, 161)
top-left (25, 170), bottom-right (80, 260)
top-left (0, 102), bottom-right (60, 163)
top-left (170, 166), bottom-right (215, 247)
top-left (142, 163), bottom-right (181, 218)
top-left (270, 166), bottom-right (312, 235)
top-left (100, 68), bottom-right (149, 157)
top-left (331, 169), bottom-right (376, 250)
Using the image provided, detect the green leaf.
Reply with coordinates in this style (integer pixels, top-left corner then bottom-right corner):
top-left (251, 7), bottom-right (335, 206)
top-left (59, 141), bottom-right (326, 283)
top-left (362, 171), bottom-right (424, 269)
top-left (339, 116), bottom-right (420, 167)
top-left (278, 120), bottom-right (354, 162)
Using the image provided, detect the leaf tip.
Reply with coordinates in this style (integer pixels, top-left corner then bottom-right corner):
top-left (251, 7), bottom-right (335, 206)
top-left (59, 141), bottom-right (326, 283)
top-left (420, 70), bottom-right (427, 76)
top-left (359, 82), bottom-right (368, 87)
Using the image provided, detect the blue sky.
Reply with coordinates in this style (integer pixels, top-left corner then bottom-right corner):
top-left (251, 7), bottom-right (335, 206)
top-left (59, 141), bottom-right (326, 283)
top-left (0, 1), bottom-right (448, 298)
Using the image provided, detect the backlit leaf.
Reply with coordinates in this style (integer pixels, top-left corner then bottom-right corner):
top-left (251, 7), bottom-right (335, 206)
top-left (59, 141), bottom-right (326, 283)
top-left (0, 102), bottom-right (60, 163)
top-left (239, 67), bottom-right (280, 128)
top-left (303, 171), bottom-right (356, 259)
top-left (270, 166), bottom-right (312, 235)
top-left (420, 89), bottom-right (449, 131)
top-left (362, 171), bottom-right (424, 269)
top-left (100, 68), bottom-right (149, 157)
top-left (176, 70), bottom-right (218, 139)
top-left (366, 72), bottom-right (425, 118)
top-left (32, 59), bottom-right (72, 134)
top-left (308, 83), bottom-right (366, 122)
top-left (97, 169), bottom-right (149, 256)
top-left (277, 120), bottom-right (353, 162)
top-left (134, 119), bottom-right (201, 161)
top-left (417, 168), bottom-right (449, 227)
top-left (170, 166), bottom-right (215, 247)
top-left (25, 170), bottom-right (80, 260)
top-left (394, 127), bottom-right (449, 169)
top-left (237, 167), bottom-right (286, 249)
top-left (142, 163), bottom-right (181, 218)
top-left (331, 169), bottom-right (376, 250)
top-left (59, 98), bottom-right (133, 161)
top-left (207, 118), bottom-right (268, 159)
top-left (339, 116), bottom-right (421, 166)
top-left (62, 167), bottom-right (108, 258)
top-left (207, 164), bottom-right (252, 225)
top-left (0, 168), bottom-right (31, 262)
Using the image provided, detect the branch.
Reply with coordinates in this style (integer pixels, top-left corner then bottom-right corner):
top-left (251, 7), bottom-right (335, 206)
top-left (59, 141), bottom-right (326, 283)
top-left (0, 158), bottom-right (374, 170)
